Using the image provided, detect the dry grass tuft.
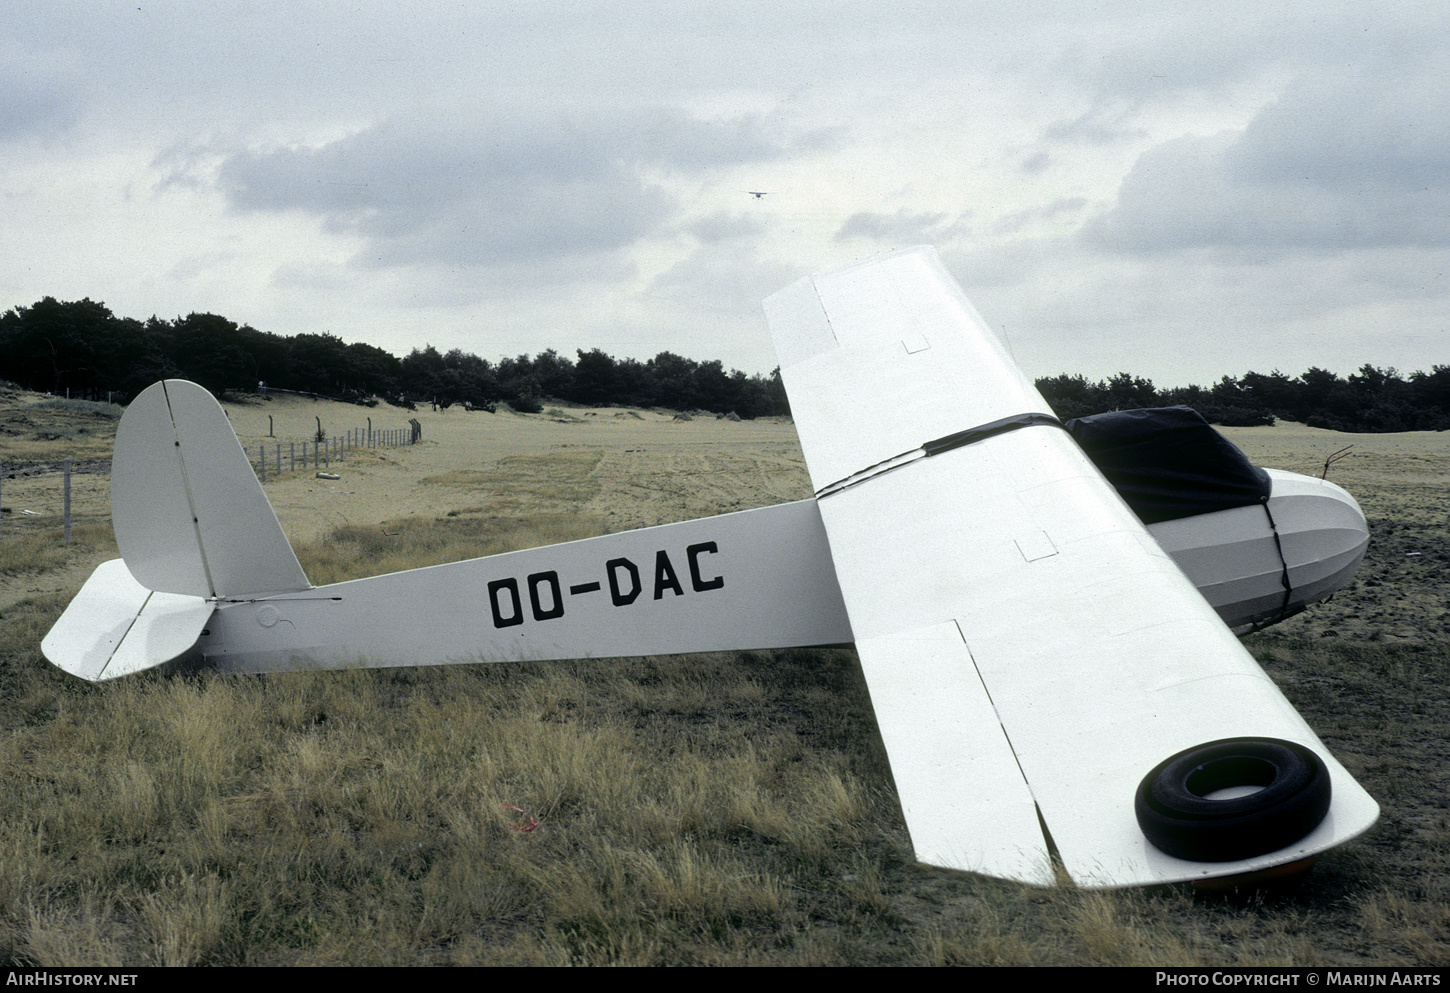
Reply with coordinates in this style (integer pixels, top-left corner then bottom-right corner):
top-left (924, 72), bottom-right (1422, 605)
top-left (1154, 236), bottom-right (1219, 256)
top-left (0, 522), bottom-right (116, 577)
top-left (298, 513), bottom-right (604, 586)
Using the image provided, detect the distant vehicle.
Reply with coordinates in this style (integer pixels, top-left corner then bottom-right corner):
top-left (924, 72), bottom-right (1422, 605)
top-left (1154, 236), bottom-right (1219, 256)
top-left (43, 247), bottom-right (1376, 889)
top-left (747, 191), bottom-right (771, 198)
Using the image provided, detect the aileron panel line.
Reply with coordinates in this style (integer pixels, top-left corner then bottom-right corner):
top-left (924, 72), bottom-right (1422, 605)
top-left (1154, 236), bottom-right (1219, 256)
top-left (855, 622), bottom-right (1053, 885)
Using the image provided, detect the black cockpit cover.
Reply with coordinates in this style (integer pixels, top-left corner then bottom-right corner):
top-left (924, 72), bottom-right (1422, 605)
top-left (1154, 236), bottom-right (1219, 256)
top-left (1064, 407), bottom-right (1271, 525)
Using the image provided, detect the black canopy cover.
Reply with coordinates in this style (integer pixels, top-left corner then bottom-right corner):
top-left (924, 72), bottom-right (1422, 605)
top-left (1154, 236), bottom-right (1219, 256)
top-left (1064, 407), bottom-right (1271, 525)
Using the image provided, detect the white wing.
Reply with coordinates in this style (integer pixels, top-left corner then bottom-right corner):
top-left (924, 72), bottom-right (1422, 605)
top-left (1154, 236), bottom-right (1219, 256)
top-left (765, 247), bottom-right (1378, 887)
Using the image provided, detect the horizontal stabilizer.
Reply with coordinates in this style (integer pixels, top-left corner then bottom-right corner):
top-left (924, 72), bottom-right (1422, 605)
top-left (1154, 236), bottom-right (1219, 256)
top-left (42, 559), bottom-right (214, 681)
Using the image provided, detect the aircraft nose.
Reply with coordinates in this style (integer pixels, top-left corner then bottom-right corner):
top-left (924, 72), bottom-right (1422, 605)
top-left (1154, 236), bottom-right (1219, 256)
top-left (1317, 475), bottom-right (1365, 519)
top-left (1263, 470), bottom-right (1370, 610)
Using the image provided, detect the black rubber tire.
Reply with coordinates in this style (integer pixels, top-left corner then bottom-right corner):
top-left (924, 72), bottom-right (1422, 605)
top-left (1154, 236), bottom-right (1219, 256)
top-left (1134, 737), bottom-right (1332, 862)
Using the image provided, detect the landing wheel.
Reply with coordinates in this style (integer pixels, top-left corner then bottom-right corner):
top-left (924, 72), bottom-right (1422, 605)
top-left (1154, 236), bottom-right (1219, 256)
top-left (1135, 738), bottom-right (1331, 862)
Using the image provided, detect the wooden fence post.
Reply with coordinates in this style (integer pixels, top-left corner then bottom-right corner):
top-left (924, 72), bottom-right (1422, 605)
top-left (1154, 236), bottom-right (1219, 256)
top-left (63, 458), bottom-right (71, 543)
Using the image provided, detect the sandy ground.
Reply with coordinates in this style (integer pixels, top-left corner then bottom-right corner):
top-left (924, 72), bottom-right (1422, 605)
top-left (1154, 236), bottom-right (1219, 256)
top-left (0, 392), bottom-right (812, 610)
top-left (3, 389), bottom-right (1446, 643)
top-left (224, 393), bottom-right (1450, 534)
top-left (220, 392), bottom-right (813, 541)
top-left (1220, 421), bottom-right (1450, 490)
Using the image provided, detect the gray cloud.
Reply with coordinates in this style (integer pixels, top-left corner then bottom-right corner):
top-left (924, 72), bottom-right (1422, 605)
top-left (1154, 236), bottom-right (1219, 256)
top-left (1040, 104), bottom-right (1146, 148)
top-left (1084, 66), bottom-right (1450, 257)
top-left (1019, 151), bottom-right (1053, 175)
top-left (991, 198), bottom-right (1087, 237)
top-left (7, 2), bottom-right (1449, 387)
top-left (1228, 71), bottom-right (1450, 193)
top-left (215, 107), bottom-right (804, 269)
top-left (0, 75), bottom-right (77, 142)
top-left (834, 208), bottom-right (971, 244)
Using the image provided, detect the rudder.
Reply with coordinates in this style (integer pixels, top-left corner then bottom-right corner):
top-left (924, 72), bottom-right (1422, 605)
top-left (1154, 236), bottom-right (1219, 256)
top-left (112, 380), bottom-right (310, 598)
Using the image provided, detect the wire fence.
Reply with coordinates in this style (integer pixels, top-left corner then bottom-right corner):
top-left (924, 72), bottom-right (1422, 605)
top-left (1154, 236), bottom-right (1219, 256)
top-left (0, 458), bottom-right (111, 543)
top-left (248, 420), bottom-right (421, 482)
top-left (2, 419), bottom-right (422, 542)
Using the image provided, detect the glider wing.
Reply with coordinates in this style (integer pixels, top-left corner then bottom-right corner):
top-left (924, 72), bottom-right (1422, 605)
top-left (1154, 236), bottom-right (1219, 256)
top-left (765, 247), bottom-right (1378, 886)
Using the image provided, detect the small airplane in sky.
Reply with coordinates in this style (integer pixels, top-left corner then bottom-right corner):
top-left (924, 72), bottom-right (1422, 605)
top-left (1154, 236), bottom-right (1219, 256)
top-left (43, 247), bottom-right (1377, 889)
top-left (746, 191), bottom-right (771, 198)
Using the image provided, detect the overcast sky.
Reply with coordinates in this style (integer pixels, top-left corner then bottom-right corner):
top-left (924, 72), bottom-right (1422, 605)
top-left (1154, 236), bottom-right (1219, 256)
top-left (3, 1), bottom-right (1447, 385)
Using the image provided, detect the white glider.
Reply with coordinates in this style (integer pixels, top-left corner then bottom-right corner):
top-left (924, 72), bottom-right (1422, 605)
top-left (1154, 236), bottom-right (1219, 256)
top-left (42, 247), bottom-right (1377, 888)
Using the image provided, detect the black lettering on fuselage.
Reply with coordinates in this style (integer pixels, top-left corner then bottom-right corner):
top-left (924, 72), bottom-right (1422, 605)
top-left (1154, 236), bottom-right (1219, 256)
top-left (607, 557), bottom-right (641, 606)
top-left (654, 550), bottom-right (684, 599)
top-left (528, 571), bottom-right (564, 620)
top-left (488, 578), bottom-right (523, 628)
top-left (686, 542), bottom-right (724, 592)
top-left (489, 544), bottom-right (721, 629)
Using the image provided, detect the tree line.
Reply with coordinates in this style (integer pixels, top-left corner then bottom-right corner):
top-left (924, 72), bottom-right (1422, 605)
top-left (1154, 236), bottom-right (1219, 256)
top-left (1035, 367), bottom-right (1450, 432)
top-left (0, 297), bottom-right (788, 418)
top-left (2, 296), bottom-right (1447, 431)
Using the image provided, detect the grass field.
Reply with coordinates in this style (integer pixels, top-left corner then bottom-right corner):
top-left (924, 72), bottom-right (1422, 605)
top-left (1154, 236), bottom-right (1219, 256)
top-left (0, 388), bottom-right (1446, 966)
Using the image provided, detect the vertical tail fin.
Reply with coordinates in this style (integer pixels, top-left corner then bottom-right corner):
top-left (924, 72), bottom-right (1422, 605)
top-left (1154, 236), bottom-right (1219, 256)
top-left (112, 380), bottom-right (311, 598)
